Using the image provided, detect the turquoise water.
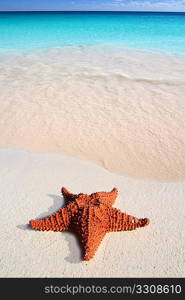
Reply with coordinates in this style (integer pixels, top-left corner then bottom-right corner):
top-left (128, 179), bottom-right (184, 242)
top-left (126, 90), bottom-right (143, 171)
top-left (0, 12), bottom-right (185, 53)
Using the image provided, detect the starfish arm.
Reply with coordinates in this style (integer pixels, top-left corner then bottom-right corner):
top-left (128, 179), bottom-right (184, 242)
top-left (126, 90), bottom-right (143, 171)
top-left (29, 202), bottom-right (77, 231)
top-left (108, 208), bottom-right (149, 232)
top-left (91, 188), bottom-right (118, 206)
top-left (61, 186), bottom-right (78, 203)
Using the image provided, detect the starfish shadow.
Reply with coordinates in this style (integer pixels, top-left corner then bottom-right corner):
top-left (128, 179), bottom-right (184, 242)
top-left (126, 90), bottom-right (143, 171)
top-left (17, 224), bottom-right (32, 231)
top-left (17, 194), bottom-right (64, 231)
top-left (62, 232), bottom-right (81, 264)
top-left (17, 194), bottom-right (82, 264)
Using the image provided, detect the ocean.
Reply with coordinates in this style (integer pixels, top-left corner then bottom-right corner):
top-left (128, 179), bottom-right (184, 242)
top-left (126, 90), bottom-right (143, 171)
top-left (0, 11), bottom-right (185, 180)
top-left (0, 11), bottom-right (185, 53)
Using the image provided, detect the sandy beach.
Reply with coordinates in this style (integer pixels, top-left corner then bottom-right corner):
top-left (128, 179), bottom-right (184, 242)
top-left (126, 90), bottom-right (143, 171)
top-left (0, 45), bottom-right (185, 277)
top-left (0, 148), bottom-right (184, 277)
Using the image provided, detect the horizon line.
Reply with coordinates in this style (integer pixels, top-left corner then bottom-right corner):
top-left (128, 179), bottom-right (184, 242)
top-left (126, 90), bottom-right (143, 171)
top-left (0, 10), bottom-right (185, 13)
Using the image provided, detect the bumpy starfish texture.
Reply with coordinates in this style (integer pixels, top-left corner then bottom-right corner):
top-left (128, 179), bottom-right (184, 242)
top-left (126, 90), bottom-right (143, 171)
top-left (29, 187), bottom-right (149, 261)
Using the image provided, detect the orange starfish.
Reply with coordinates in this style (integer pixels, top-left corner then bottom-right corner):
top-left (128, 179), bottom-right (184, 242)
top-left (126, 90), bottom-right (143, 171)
top-left (29, 187), bottom-right (149, 261)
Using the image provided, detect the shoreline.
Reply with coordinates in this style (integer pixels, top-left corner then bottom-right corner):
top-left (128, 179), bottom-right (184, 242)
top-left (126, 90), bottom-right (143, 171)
top-left (1, 43), bottom-right (185, 58)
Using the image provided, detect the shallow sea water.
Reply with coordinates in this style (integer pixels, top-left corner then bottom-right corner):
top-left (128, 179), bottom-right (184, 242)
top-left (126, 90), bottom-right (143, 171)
top-left (0, 45), bottom-right (185, 180)
top-left (0, 12), bottom-right (185, 53)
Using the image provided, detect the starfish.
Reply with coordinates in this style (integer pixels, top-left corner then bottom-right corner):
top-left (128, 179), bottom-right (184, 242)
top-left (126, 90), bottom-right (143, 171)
top-left (29, 187), bottom-right (149, 261)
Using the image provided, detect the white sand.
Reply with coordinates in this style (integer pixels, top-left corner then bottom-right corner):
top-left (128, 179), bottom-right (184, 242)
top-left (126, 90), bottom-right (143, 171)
top-left (0, 148), bottom-right (184, 278)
